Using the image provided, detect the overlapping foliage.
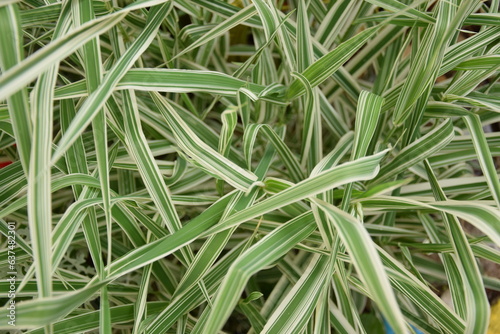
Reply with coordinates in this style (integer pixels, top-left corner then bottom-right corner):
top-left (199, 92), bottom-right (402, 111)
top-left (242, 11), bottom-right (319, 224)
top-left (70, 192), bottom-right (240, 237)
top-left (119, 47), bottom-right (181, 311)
top-left (0, 0), bottom-right (499, 333)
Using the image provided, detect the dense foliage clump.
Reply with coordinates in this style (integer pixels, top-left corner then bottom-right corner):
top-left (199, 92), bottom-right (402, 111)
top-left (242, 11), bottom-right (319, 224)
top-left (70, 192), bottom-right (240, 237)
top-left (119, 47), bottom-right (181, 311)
top-left (0, 0), bottom-right (499, 333)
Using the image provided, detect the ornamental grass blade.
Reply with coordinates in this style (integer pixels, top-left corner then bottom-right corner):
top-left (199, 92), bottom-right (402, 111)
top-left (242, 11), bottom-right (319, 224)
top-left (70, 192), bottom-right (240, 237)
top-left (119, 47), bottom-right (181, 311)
top-left (0, 282), bottom-right (107, 328)
top-left (54, 69), bottom-right (270, 100)
top-left (374, 119), bottom-right (454, 184)
top-left (314, 200), bottom-right (407, 333)
top-left (341, 91), bottom-right (384, 210)
top-left (0, 4), bottom-right (31, 174)
top-left (359, 196), bottom-right (500, 246)
top-left (423, 161), bottom-right (489, 333)
top-left (463, 114), bottom-right (500, 208)
top-left (26, 0), bottom-right (72, 302)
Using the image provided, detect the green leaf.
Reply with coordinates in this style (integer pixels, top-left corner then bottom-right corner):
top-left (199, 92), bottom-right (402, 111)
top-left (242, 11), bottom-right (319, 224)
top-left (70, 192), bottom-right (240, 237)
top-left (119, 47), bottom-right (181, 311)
top-left (287, 26), bottom-right (379, 99)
